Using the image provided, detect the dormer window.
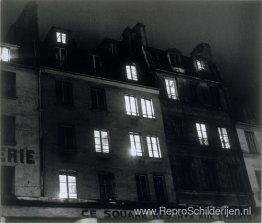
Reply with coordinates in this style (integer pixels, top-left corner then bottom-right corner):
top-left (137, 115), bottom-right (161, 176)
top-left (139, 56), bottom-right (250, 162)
top-left (126, 64), bottom-right (138, 81)
top-left (195, 59), bottom-right (208, 71)
top-left (56, 32), bottom-right (67, 44)
top-left (109, 43), bottom-right (118, 56)
top-left (168, 53), bottom-right (181, 67)
top-left (88, 54), bottom-right (101, 73)
top-left (0, 47), bottom-right (10, 62)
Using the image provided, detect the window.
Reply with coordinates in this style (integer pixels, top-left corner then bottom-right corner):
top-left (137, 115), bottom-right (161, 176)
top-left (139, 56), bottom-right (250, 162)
top-left (124, 95), bottom-right (139, 116)
top-left (87, 55), bottom-right (101, 73)
top-left (165, 78), bottom-right (178, 100)
top-left (168, 53), bottom-right (181, 67)
top-left (1, 166), bottom-right (15, 198)
top-left (210, 86), bottom-right (221, 108)
top-left (196, 59), bottom-right (208, 71)
top-left (109, 43), bottom-right (118, 56)
top-left (56, 32), bottom-right (66, 44)
top-left (1, 71), bottom-right (16, 98)
top-left (55, 47), bottom-right (67, 66)
top-left (129, 132), bottom-right (144, 157)
top-left (59, 171), bottom-right (77, 199)
top-left (55, 81), bottom-right (73, 106)
top-left (135, 174), bottom-right (150, 201)
top-left (153, 175), bottom-right (167, 202)
top-left (0, 47), bottom-right (10, 62)
top-left (218, 127), bottom-right (230, 149)
top-left (255, 170), bottom-right (261, 190)
top-left (196, 123), bottom-right (208, 146)
top-left (98, 173), bottom-right (116, 200)
top-left (245, 131), bottom-right (258, 154)
top-left (141, 98), bottom-right (155, 119)
top-left (58, 124), bottom-right (76, 153)
top-left (1, 115), bottom-right (16, 145)
top-left (126, 65), bottom-right (138, 81)
top-left (146, 136), bottom-right (161, 158)
top-left (91, 88), bottom-right (106, 110)
top-left (94, 129), bottom-right (109, 153)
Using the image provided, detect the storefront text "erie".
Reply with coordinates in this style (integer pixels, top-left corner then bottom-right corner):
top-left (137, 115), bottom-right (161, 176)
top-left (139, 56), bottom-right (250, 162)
top-left (1, 148), bottom-right (35, 164)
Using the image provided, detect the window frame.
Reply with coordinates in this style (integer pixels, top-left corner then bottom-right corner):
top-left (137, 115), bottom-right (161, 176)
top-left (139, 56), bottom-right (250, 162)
top-left (196, 123), bottom-right (209, 146)
top-left (153, 175), bottom-right (167, 202)
top-left (168, 52), bottom-right (182, 68)
top-left (141, 98), bottom-right (155, 119)
top-left (94, 129), bottom-right (110, 153)
top-left (195, 59), bottom-right (208, 71)
top-left (56, 32), bottom-right (67, 44)
top-left (124, 95), bottom-right (139, 116)
top-left (0, 47), bottom-right (11, 62)
top-left (129, 132), bottom-right (144, 157)
top-left (245, 131), bottom-right (258, 154)
top-left (55, 81), bottom-right (73, 107)
top-left (59, 170), bottom-right (77, 199)
top-left (135, 174), bottom-right (150, 201)
top-left (91, 87), bottom-right (107, 110)
top-left (218, 127), bottom-right (230, 149)
top-left (165, 78), bottom-right (179, 100)
top-left (98, 172), bottom-right (116, 200)
top-left (126, 64), bottom-right (138, 81)
top-left (146, 135), bottom-right (162, 158)
top-left (58, 123), bottom-right (76, 153)
top-left (1, 71), bottom-right (16, 98)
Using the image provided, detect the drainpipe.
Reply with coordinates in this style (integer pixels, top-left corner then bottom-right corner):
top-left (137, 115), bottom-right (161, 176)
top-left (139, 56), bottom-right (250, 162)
top-left (38, 68), bottom-right (45, 196)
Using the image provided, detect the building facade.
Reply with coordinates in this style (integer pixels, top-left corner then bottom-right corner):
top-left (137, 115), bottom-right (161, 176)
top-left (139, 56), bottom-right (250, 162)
top-left (236, 122), bottom-right (261, 208)
top-left (1, 2), bottom-right (259, 223)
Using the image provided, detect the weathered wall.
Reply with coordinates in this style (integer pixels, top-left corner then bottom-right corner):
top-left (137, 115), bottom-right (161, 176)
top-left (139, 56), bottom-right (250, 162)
top-left (1, 65), bottom-right (41, 197)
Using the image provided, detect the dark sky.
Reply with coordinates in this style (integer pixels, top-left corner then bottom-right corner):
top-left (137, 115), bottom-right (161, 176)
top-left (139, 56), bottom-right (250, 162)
top-left (1, 0), bottom-right (261, 122)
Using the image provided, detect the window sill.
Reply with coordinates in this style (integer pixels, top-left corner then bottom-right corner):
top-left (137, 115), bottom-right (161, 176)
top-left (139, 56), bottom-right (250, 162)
top-left (132, 156), bottom-right (163, 161)
top-left (95, 152), bottom-right (112, 158)
top-left (126, 114), bottom-right (140, 119)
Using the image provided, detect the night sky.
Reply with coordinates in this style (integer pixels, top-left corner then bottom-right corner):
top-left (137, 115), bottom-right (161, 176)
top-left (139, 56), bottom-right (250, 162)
top-left (1, 0), bottom-right (261, 123)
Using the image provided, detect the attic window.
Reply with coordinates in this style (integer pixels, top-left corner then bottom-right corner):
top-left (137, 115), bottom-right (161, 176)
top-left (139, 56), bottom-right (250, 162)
top-left (56, 32), bottom-right (67, 44)
top-left (195, 59), bottom-right (208, 71)
top-left (0, 47), bottom-right (10, 62)
top-left (168, 53), bottom-right (181, 67)
top-left (126, 65), bottom-right (138, 81)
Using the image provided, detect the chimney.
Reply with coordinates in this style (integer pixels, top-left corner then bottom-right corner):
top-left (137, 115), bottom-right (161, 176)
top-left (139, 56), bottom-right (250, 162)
top-left (122, 23), bottom-right (147, 46)
top-left (191, 43), bottom-right (212, 60)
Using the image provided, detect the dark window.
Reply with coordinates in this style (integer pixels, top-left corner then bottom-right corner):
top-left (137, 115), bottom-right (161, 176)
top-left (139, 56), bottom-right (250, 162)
top-left (1, 115), bottom-right (16, 145)
top-left (109, 43), bottom-right (118, 56)
top-left (245, 131), bottom-right (258, 154)
top-left (91, 88), bottom-right (107, 110)
top-left (87, 55), bottom-right (101, 73)
top-left (168, 53), bottom-right (181, 67)
top-left (172, 119), bottom-right (183, 138)
top-left (58, 124), bottom-right (76, 153)
top-left (55, 47), bottom-right (67, 66)
top-left (209, 86), bottom-right (221, 108)
top-left (1, 71), bottom-right (16, 98)
top-left (98, 173), bottom-right (116, 200)
top-left (189, 84), bottom-right (199, 104)
top-left (1, 166), bottom-right (15, 198)
top-left (255, 170), bottom-right (261, 190)
top-left (179, 159), bottom-right (193, 189)
top-left (135, 174), bottom-right (150, 201)
top-left (203, 161), bottom-right (219, 190)
top-left (153, 175), bottom-right (167, 202)
top-left (55, 81), bottom-right (73, 106)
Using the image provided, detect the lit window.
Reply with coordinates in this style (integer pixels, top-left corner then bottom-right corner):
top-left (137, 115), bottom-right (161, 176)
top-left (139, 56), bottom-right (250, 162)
top-left (196, 59), bottom-right (208, 71)
top-left (0, 47), bottom-right (10, 62)
top-left (196, 123), bottom-right (208, 146)
top-left (218, 127), bottom-right (230, 149)
top-left (129, 132), bottom-right (143, 157)
top-left (165, 78), bottom-right (178, 100)
top-left (56, 32), bottom-right (66, 44)
top-left (124, 95), bottom-right (139, 116)
top-left (59, 172), bottom-right (77, 199)
top-left (147, 136), bottom-right (161, 158)
top-left (94, 129), bottom-right (109, 153)
top-left (126, 65), bottom-right (138, 81)
top-left (141, 98), bottom-right (155, 119)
